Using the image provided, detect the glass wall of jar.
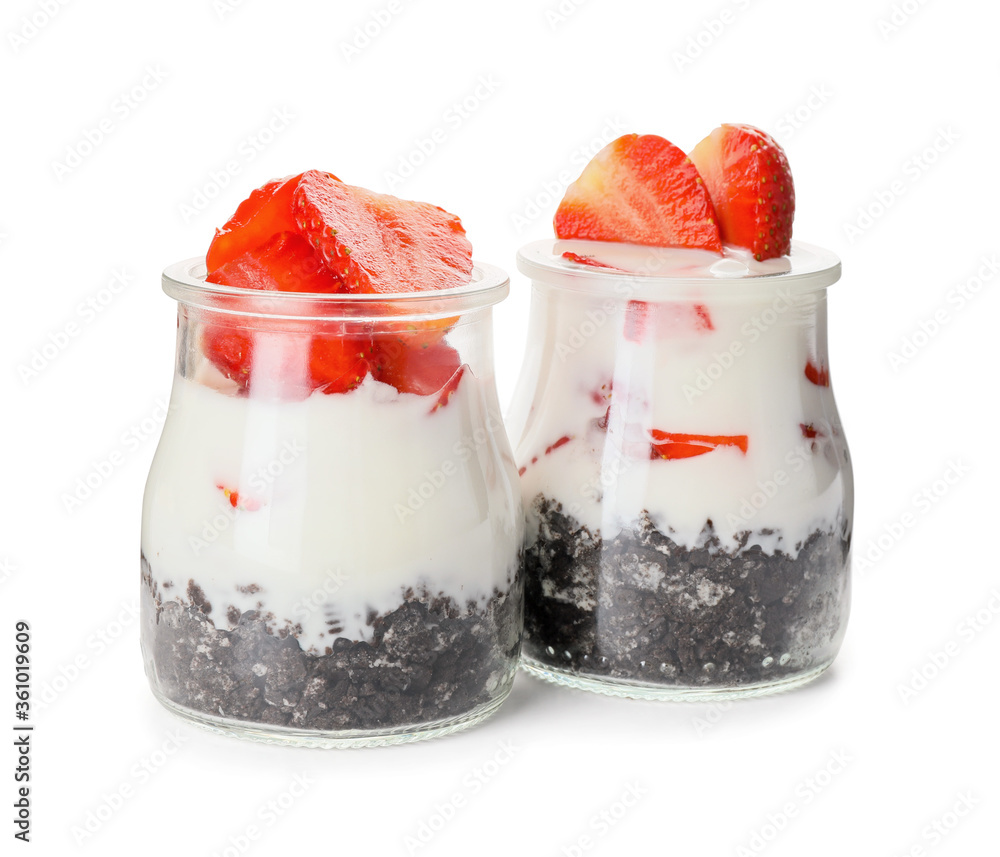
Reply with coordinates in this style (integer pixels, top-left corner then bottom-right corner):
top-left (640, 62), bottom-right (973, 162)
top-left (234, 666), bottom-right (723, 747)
top-left (508, 240), bottom-right (852, 700)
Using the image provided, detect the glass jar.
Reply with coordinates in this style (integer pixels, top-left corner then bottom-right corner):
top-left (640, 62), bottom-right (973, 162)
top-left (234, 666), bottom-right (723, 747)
top-left (507, 239), bottom-right (852, 700)
top-left (141, 259), bottom-right (523, 747)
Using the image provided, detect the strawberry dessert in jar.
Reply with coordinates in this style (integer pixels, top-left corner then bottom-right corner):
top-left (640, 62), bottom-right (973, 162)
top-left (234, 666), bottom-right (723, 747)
top-left (508, 127), bottom-right (852, 699)
top-left (141, 172), bottom-right (523, 746)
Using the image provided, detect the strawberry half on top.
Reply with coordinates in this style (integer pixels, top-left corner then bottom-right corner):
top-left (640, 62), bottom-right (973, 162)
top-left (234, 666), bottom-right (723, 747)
top-left (689, 124), bottom-right (795, 261)
top-left (554, 134), bottom-right (722, 253)
top-left (292, 171), bottom-right (474, 293)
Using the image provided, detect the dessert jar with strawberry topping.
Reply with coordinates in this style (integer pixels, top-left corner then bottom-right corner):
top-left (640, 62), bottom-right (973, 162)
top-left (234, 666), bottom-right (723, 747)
top-left (141, 172), bottom-right (523, 746)
top-left (507, 239), bottom-right (852, 699)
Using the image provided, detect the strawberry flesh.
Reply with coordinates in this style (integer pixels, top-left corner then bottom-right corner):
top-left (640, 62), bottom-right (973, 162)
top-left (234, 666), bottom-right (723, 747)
top-left (293, 171), bottom-right (473, 293)
top-left (372, 340), bottom-right (464, 399)
top-left (206, 173), bottom-right (308, 272)
top-left (689, 124), bottom-right (795, 261)
top-left (650, 431), bottom-right (749, 460)
top-left (554, 134), bottom-right (722, 252)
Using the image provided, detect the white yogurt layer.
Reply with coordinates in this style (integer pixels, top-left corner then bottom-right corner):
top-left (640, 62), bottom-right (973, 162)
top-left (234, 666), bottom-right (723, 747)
top-left (512, 241), bottom-right (849, 556)
top-left (142, 369), bottom-right (522, 652)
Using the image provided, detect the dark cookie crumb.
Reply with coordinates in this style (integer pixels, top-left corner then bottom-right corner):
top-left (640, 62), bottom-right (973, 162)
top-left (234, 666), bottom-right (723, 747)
top-left (186, 580), bottom-right (212, 616)
top-left (523, 496), bottom-right (850, 687)
top-left (141, 554), bottom-right (523, 731)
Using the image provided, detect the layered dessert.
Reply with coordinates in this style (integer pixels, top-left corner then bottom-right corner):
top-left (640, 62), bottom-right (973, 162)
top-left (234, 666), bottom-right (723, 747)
top-left (509, 127), bottom-right (852, 696)
top-left (141, 171), bottom-right (522, 740)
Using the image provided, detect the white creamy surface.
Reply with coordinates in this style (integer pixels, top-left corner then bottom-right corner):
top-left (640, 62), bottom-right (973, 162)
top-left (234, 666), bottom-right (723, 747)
top-left (142, 370), bottom-right (521, 651)
top-left (514, 243), bottom-right (849, 555)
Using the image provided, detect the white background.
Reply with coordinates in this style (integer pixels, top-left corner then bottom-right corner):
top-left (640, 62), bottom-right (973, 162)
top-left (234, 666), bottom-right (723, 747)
top-left (1, 0), bottom-right (996, 854)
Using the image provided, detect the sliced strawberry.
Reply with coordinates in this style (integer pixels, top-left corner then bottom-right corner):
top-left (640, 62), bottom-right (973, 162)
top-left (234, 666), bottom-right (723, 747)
top-left (203, 325), bottom-right (253, 389)
top-left (805, 360), bottom-right (830, 387)
top-left (689, 124), bottom-right (795, 261)
top-left (650, 431), bottom-right (748, 460)
top-left (554, 134), bottom-right (722, 252)
top-left (430, 365), bottom-right (465, 413)
top-left (309, 334), bottom-right (369, 394)
top-left (207, 231), bottom-right (342, 293)
top-left (293, 171), bottom-right (473, 293)
top-left (206, 173), bottom-right (311, 272)
top-left (561, 251), bottom-right (630, 271)
top-left (371, 339), bottom-right (464, 398)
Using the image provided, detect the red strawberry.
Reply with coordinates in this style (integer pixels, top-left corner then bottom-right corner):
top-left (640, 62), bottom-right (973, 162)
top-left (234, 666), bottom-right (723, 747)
top-left (207, 231), bottom-right (342, 293)
top-left (804, 360), bottom-right (830, 387)
top-left (203, 325), bottom-right (253, 389)
top-left (206, 173), bottom-right (312, 272)
top-left (554, 134), bottom-right (722, 252)
top-left (649, 431), bottom-right (748, 460)
top-left (293, 171), bottom-right (473, 293)
top-left (689, 124), bottom-right (795, 261)
top-left (372, 339), bottom-right (464, 398)
top-left (309, 333), bottom-right (369, 393)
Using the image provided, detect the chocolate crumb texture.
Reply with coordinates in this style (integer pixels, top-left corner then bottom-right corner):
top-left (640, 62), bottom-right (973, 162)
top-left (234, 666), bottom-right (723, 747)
top-left (523, 496), bottom-right (850, 688)
top-left (141, 554), bottom-right (523, 732)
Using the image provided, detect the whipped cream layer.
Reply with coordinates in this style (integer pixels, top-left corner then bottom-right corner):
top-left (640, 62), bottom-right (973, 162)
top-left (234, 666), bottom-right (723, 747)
top-left (142, 369), bottom-right (522, 651)
top-left (512, 240), bottom-right (849, 556)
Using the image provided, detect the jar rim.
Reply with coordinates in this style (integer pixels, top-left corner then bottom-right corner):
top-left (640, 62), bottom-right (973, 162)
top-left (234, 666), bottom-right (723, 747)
top-left (162, 257), bottom-right (510, 318)
top-left (517, 239), bottom-right (841, 297)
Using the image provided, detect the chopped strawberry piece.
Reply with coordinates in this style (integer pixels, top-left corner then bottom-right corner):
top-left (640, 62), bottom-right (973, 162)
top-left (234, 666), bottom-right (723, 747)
top-left (693, 303), bottom-right (714, 331)
top-left (649, 431), bottom-right (748, 460)
top-left (216, 485), bottom-right (261, 511)
top-left (206, 173), bottom-right (310, 272)
top-left (309, 334), bottom-right (369, 394)
top-left (561, 251), bottom-right (630, 271)
top-left (805, 360), bottom-right (830, 387)
top-left (554, 134), bottom-right (722, 252)
top-left (689, 124), bottom-right (795, 261)
top-left (293, 171), bottom-right (473, 293)
top-left (203, 325), bottom-right (253, 389)
top-left (545, 436), bottom-right (571, 455)
top-left (518, 466), bottom-right (527, 477)
top-left (800, 422), bottom-right (824, 439)
top-left (430, 365), bottom-right (465, 413)
top-left (624, 300), bottom-right (649, 342)
top-left (208, 231), bottom-right (342, 293)
top-left (372, 339), bottom-right (464, 398)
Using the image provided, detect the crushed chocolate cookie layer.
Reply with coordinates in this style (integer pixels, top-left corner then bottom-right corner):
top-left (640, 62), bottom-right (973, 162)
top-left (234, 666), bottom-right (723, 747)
top-left (141, 554), bottom-right (522, 732)
top-left (523, 496), bottom-right (850, 688)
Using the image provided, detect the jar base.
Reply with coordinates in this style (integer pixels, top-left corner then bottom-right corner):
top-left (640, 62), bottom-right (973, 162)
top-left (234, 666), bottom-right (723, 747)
top-left (148, 682), bottom-right (514, 749)
top-left (520, 655), bottom-right (834, 701)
